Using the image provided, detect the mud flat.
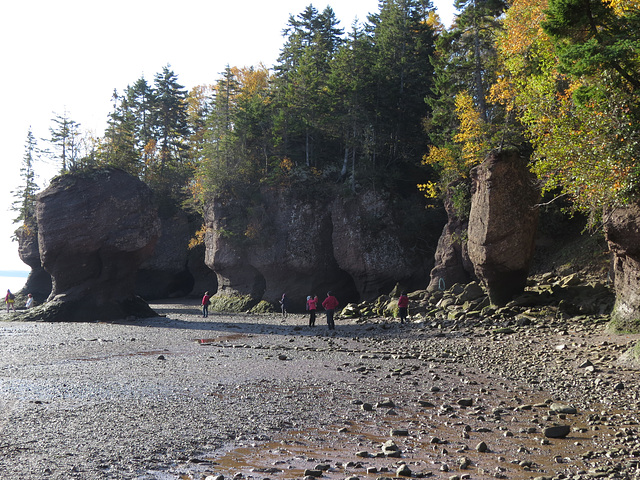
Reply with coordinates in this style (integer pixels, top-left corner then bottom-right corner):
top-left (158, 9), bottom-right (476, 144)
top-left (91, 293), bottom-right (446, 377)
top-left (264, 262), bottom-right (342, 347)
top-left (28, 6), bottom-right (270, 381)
top-left (0, 300), bottom-right (638, 480)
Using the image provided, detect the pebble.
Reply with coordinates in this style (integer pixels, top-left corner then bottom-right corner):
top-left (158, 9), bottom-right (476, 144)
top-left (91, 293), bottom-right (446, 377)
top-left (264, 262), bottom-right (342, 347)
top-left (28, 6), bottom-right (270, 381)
top-left (396, 464), bottom-right (411, 477)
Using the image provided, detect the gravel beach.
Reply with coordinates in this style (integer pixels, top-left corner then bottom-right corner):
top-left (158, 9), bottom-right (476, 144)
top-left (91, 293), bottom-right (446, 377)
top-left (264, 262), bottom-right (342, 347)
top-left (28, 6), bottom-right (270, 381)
top-left (0, 301), bottom-right (639, 480)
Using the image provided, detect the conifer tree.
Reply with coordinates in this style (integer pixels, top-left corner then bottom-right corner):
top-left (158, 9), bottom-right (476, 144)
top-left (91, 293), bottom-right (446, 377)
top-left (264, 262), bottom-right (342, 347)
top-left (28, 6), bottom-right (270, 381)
top-left (12, 128), bottom-right (39, 228)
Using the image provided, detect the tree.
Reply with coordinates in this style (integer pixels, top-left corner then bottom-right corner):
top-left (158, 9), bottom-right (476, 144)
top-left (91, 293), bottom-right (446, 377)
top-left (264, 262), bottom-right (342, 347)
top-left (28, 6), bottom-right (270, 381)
top-left (47, 110), bottom-right (82, 172)
top-left (496, 0), bottom-right (640, 223)
top-left (12, 128), bottom-right (39, 228)
top-left (368, 0), bottom-right (438, 169)
top-left (273, 5), bottom-right (344, 167)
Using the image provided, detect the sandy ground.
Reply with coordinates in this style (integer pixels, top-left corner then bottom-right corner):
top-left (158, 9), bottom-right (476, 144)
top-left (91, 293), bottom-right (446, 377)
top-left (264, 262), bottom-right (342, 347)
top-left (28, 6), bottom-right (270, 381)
top-left (0, 301), bottom-right (638, 480)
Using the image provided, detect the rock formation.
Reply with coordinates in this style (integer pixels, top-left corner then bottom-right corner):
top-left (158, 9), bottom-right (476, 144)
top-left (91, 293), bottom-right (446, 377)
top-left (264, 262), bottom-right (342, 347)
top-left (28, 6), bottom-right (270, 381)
top-left (27, 168), bottom-right (160, 321)
top-left (467, 149), bottom-right (540, 305)
top-left (604, 203), bottom-right (640, 333)
top-left (204, 187), bottom-right (439, 311)
top-left (15, 224), bottom-right (51, 303)
top-left (136, 210), bottom-right (194, 299)
top-left (428, 179), bottom-right (474, 291)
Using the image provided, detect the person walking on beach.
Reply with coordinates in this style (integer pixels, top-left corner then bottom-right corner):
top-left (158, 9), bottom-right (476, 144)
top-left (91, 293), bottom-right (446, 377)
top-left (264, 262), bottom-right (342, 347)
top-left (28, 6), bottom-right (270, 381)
top-left (322, 291), bottom-right (339, 330)
top-left (397, 291), bottom-right (409, 323)
top-left (280, 293), bottom-right (288, 318)
top-left (5, 290), bottom-right (16, 313)
top-left (307, 294), bottom-right (318, 326)
top-left (201, 291), bottom-right (211, 318)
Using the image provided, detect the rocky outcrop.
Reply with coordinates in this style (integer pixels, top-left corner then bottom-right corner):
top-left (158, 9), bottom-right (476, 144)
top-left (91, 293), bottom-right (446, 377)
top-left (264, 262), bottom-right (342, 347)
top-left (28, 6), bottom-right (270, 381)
top-left (428, 180), bottom-right (474, 291)
top-left (204, 187), bottom-right (438, 311)
top-left (26, 168), bottom-right (160, 322)
top-left (205, 190), bottom-right (356, 311)
top-left (136, 211), bottom-right (194, 300)
top-left (467, 149), bottom-right (540, 305)
top-left (187, 243), bottom-right (218, 298)
top-left (15, 224), bottom-right (51, 303)
top-left (331, 191), bottom-right (427, 300)
top-left (604, 203), bottom-right (640, 333)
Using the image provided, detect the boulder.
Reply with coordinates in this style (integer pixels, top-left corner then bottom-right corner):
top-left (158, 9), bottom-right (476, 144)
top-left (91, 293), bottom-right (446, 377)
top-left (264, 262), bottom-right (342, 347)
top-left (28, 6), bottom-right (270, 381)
top-left (428, 179), bottom-right (474, 291)
top-left (604, 202), bottom-right (640, 333)
top-left (28, 168), bottom-right (160, 321)
top-left (467, 149), bottom-right (540, 305)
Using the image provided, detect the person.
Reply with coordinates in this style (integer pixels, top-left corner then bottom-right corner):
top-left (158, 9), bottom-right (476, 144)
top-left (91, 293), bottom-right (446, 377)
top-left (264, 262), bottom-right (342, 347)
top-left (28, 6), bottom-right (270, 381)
top-left (398, 292), bottom-right (409, 323)
top-left (279, 293), bottom-right (288, 318)
top-left (25, 293), bottom-right (33, 309)
top-left (5, 290), bottom-right (16, 313)
top-left (201, 291), bottom-right (211, 318)
top-left (307, 294), bottom-right (318, 327)
top-left (322, 291), bottom-right (339, 330)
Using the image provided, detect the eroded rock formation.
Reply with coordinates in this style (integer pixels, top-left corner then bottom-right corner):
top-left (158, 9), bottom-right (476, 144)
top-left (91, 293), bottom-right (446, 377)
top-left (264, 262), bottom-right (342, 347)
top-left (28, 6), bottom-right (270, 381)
top-left (136, 210), bottom-right (194, 299)
top-left (467, 149), bottom-right (540, 305)
top-left (428, 179), bottom-right (474, 291)
top-left (15, 224), bottom-right (51, 303)
top-left (204, 188), bottom-right (438, 311)
top-left (604, 203), bottom-right (640, 333)
top-left (28, 168), bottom-right (160, 321)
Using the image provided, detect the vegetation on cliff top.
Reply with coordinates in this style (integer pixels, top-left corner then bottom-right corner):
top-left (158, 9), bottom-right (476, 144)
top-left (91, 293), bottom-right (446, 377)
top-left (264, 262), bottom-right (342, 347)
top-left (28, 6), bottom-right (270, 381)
top-left (13, 0), bottom-right (640, 238)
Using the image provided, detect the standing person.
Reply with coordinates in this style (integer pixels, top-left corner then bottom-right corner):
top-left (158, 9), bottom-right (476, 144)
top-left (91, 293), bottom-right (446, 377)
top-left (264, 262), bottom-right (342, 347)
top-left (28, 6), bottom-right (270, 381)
top-left (397, 291), bottom-right (409, 323)
top-left (307, 294), bottom-right (318, 327)
top-left (5, 290), bottom-right (15, 313)
top-left (25, 293), bottom-right (33, 309)
top-left (322, 291), bottom-right (339, 330)
top-left (201, 291), bottom-right (211, 318)
top-left (279, 293), bottom-right (288, 318)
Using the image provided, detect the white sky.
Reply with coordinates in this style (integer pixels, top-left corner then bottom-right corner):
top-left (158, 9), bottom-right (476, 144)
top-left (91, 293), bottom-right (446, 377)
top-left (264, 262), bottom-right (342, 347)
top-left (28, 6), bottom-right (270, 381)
top-left (0, 0), bottom-right (456, 272)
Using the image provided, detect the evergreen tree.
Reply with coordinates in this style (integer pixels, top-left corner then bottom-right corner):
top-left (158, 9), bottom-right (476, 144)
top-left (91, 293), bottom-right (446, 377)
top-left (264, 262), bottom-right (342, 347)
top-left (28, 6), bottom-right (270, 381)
top-left (153, 65), bottom-right (191, 172)
top-left (274, 5), bottom-right (344, 167)
top-left (368, 0), bottom-right (437, 168)
top-left (12, 128), bottom-right (39, 228)
top-left (47, 110), bottom-right (82, 172)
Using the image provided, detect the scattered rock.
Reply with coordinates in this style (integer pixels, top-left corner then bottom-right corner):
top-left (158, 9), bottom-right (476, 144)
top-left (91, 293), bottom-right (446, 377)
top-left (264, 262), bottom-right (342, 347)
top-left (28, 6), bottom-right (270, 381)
top-left (543, 425), bottom-right (571, 438)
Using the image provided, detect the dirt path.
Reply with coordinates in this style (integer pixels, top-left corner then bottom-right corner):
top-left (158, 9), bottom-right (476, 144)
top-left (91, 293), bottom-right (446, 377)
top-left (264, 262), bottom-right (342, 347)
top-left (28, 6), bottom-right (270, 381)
top-left (0, 301), bottom-right (638, 480)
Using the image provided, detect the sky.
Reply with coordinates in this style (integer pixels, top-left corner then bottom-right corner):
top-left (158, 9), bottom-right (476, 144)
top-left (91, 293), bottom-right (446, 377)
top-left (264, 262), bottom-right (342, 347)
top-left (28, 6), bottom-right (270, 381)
top-left (0, 0), bottom-right (456, 273)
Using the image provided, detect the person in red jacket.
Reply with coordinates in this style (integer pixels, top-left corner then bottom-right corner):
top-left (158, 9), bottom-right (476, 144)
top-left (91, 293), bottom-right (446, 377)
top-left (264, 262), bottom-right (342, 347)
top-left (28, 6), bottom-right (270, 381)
top-left (322, 291), bottom-right (339, 330)
top-left (397, 292), bottom-right (409, 323)
top-left (201, 291), bottom-right (211, 318)
top-left (306, 295), bottom-right (318, 327)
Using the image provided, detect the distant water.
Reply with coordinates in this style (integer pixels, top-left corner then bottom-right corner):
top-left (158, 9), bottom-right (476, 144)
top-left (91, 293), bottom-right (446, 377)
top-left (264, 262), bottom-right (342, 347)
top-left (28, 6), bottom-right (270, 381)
top-left (0, 272), bottom-right (28, 294)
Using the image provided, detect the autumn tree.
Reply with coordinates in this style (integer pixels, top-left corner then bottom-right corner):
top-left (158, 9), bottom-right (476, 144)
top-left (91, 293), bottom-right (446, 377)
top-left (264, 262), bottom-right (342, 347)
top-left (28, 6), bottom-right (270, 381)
top-left (496, 0), bottom-right (640, 224)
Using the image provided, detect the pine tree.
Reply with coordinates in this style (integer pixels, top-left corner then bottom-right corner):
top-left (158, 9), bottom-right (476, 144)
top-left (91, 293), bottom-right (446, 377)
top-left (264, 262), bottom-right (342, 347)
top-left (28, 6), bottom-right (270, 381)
top-left (47, 110), bottom-right (82, 172)
top-left (12, 128), bottom-right (39, 228)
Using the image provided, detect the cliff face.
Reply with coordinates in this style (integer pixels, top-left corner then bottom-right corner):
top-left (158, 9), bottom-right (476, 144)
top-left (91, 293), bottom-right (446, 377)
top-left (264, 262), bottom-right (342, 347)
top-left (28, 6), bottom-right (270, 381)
top-left (604, 203), bottom-right (640, 332)
top-left (204, 187), bottom-right (442, 311)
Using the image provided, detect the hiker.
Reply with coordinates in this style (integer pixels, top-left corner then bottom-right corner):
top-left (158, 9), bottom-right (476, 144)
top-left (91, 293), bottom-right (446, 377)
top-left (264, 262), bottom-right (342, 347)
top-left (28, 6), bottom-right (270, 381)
top-left (322, 291), bottom-right (339, 330)
top-left (307, 295), bottom-right (318, 326)
top-left (25, 293), bottom-right (33, 309)
top-left (201, 291), bottom-right (211, 318)
top-left (398, 292), bottom-right (409, 323)
top-left (5, 290), bottom-right (16, 313)
top-left (280, 293), bottom-right (288, 318)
